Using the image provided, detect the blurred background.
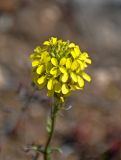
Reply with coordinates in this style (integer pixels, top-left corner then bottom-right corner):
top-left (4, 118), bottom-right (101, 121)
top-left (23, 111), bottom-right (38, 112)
top-left (0, 0), bottom-right (121, 159)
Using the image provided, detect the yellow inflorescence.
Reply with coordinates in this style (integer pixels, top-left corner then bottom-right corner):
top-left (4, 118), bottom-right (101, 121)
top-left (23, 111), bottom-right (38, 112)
top-left (30, 37), bottom-right (92, 102)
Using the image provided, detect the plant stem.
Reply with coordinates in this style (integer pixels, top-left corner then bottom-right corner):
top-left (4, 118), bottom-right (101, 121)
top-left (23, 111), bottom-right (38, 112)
top-left (44, 97), bottom-right (60, 160)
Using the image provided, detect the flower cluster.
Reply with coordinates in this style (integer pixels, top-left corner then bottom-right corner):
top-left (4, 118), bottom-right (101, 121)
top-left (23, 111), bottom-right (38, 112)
top-left (30, 37), bottom-right (92, 101)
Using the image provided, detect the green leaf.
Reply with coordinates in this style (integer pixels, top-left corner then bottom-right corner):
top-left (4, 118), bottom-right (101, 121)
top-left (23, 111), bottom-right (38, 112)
top-left (47, 147), bottom-right (52, 154)
top-left (46, 117), bottom-right (52, 133)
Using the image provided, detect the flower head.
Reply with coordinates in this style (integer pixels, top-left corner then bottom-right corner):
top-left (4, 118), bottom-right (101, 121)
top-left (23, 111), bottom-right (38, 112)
top-left (30, 37), bottom-right (92, 102)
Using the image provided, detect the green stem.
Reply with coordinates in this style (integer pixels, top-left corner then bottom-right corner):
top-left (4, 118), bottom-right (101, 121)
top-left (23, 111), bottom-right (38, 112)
top-left (44, 97), bottom-right (60, 160)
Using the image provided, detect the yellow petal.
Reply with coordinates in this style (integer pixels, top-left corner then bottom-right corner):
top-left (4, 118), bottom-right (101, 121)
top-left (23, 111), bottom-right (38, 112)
top-left (84, 63), bottom-right (88, 68)
top-left (71, 60), bottom-right (79, 71)
top-left (70, 84), bottom-right (82, 90)
top-left (77, 76), bottom-right (84, 88)
top-left (34, 46), bottom-right (41, 53)
top-left (37, 76), bottom-right (46, 85)
top-left (51, 58), bottom-right (58, 66)
top-left (81, 63), bottom-right (86, 70)
top-left (70, 72), bottom-right (78, 82)
top-left (36, 65), bottom-right (44, 74)
top-left (66, 58), bottom-right (72, 69)
top-left (74, 46), bottom-right (80, 57)
top-left (76, 67), bottom-right (81, 74)
top-left (32, 60), bottom-right (39, 67)
top-left (51, 37), bottom-right (57, 45)
top-left (43, 41), bottom-right (50, 46)
top-left (45, 56), bottom-right (51, 63)
top-left (60, 57), bottom-right (67, 65)
top-left (69, 43), bottom-right (75, 48)
top-left (71, 50), bottom-right (76, 59)
top-left (47, 78), bottom-right (53, 90)
top-left (77, 60), bottom-right (85, 70)
top-left (61, 73), bottom-right (69, 82)
top-left (59, 66), bottom-right (67, 74)
top-left (58, 40), bottom-right (62, 44)
top-left (41, 51), bottom-right (49, 61)
top-left (75, 85), bottom-right (83, 90)
top-left (83, 52), bottom-right (89, 58)
top-left (82, 72), bottom-right (91, 82)
top-left (30, 54), bottom-right (35, 59)
top-left (50, 67), bottom-right (58, 76)
top-left (79, 52), bottom-right (89, 60)
top-left (62, 84), bottom-right (69, 94)
top-left (85, 58), bottom-right (92, 64)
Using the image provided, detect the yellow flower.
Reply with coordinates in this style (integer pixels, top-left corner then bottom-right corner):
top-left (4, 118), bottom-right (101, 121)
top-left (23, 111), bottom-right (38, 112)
top-left (30, 37), bottom-right (92, 102)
